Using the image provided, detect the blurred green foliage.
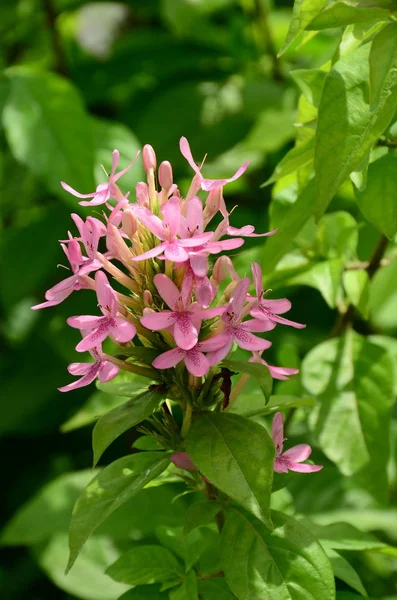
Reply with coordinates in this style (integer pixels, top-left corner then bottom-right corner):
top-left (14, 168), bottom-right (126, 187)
top-left (1, 0), bottom-right (397, 598)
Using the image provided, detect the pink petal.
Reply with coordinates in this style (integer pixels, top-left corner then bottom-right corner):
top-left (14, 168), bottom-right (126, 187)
top-left (198, 333), bottom-right (230, 352)
top-left (267, 364), bottom-right (299, 380)
top-left (268, 313), bottom-right (306, 329)
top-left (184, 349), bottom-right (209, 377)
top-left (251, 262), bottom-right (263, 298)
top-left (227, 225), bottom-right (278, 238)
top-left (67, 362), bottom-right (93, 376)
top-left (282, 444), bottom-right (312, 463)
top-left (241, 319), bottom-right (276, 333)
top-left (132, 242), bottom-right (167, 261)
top-left (230, 278), bottom-right (250, 318)
top-left (164, 242), bottom-right (189, 263)
top-left (179, 137), bottom-right (202, 177)
top-left (110, 318), bottom-right (136, 343)
top-left (141, 310), bottom-right (176, 330)
top-left (274, 458), bottom-right (289, 473)
top-left (206, 337), bottom-right (234, 365)
top-left (153, 347), bottom-right (185, 369)
top-left (262, 298), bottom-right (292, 314)
top-left (201, 161), bottom-right (249, 192)
top-left (58, 362), bottom-right (100, 392)
top-left (110, 149), bottom-right (120, 177)
top-left (283, 460), bottom-right (323, 473)
top-left (190, 254), bottom-right (208, 278)
top-left (154, 274), bottom-right (180, 309)
top-left (79, 184), bottom-right (111, 206)
top-left (195, 306), bottom-right (225, 319)
top-left (178, 232), bottom-right (213, 247)
top-left (134, 206), bottom-right (165, 239)
top-left (186, 197), bottom-right (204, 234)
top-left (98, 361), bottom-right (120, 382)
top-left (195, 277), bottom-right (216, 308)
top-left (76, 321), bottom-right (111, 352)
top-left (174, 315), bottom-right (199, 350)
top-left (31, 298), bottom-right (66, 310)
top-left (113, 150), bottom-right (140, 182)
top-left (161, 197), bottom-right (181, 236)
top-left (96, 271), bottom-right (118, 316)
top-left (234, 328), bottom-right (272, 351)
top-left (272, 412), bottom-right (285, 451)
top-left (45, 274), bottom-right (78, 296)
top-left (67, 315), bottom-right (102, 330)
top-left (61, 182), bottom-right (95, 199)
top-left (206, 238), bottom-right (244, 254)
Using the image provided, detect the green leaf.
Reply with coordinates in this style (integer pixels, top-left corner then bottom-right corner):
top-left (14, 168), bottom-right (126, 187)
top-left (186, 412), bottom-right (274, 528)
top-left (369, 21), bottom-right (397, 109)
top-left (264, 136), bottom-right (315, 186)
top-left (61, 391), bottom-right (127, 433)
top-left (169, 571), bottom-right (198, 600)
top-left (315, 212), bottom-right (359, 260)
top-left (326, 548), bottom-right (367, 596)
top-left (0, 470), bottom-right (95, 546)
top-left (314, 43), bottom-right (397, 217)
top-left (354, 150), bottom-right (397, 239)
top-left (307, 2), bottom-right (392, 30)
top-left (343, 270), bottom-right (370, 318)
top-left (96, 371), bottom-right (153, 396)
top-left (155, 525), bottom-right (212, 571)
top-left (133, 436), bottom-right (164, 451)
top-left (260, 178), bottom-right (317, 273)
top-left (36, 533), bottom-right (129, 600)
top-left (92, 387), bottom-right (166, 466)
top-left (106, 545), bottom-right (182, 586)
top-left (299, 520), bottom-right (388, 551)
top-left (302, 330), bottom-right (395, 501)
top-left (284, 258), bottom-right (344, 308)
top-left (229, 393), bottom-right (315, 418)
top-left (2, 67), bottom-right (95, 200)
top-left (198, 579), bottom-right (238, 600)
top-left (67, 452), bottom-right (170, 572)
top-left (278, 0), bottom-right (329, 56)
top-left (184, 500), bottom-right (221, 535)
top-left (117, 585), bottom-right (168, 599)
top-left (221, 509), bottom-right (335, 600)
top-left (221, 359), bottom-right (272, 402)
top-left (291, 68), bottom-right (327, 108)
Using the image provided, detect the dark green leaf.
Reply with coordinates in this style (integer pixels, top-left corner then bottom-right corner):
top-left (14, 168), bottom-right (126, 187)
top-left (61, 391), bottom-right (127, 433)
top-left (229, 393), bottom-right (315, 417)
top-left (314, 43), bottom-right (397, 217)
top-left (221, 509), bottom-right (335, 600)
top-left (117, 585), bottom-right (168, 599)
top-left (92, 388), bottom-right (166, 466)
top-left (355, 150), bottom-right (397, 239)
top-left (198, 579), bottom-right (238, 600)
top-left (302, 330), bottom-right (395, 502)
top-left (106, 545), bottom-right (182, 586)
top-left (96, 371), bottom-right (153, 396)
top-left (67, 452), bottom-right (170, 572)
top-left (169, 571), bottom-right (198, 600)
top-left (369, 21), bottom-right (397, 109)
top-left (221, 359), bottom-right (272, 401)
top-left (187, 412), bottom-right (274, 528)
top-left (326, 548), bottom-right (367, 596)
top-left (2, 67), bottom-right (95, 200)
top-left (184, 500), bottom-right (221, 535)
top-left (133, 436), bottom-right (164, 451)
top-left (298, 520), bottom-right (387, 551)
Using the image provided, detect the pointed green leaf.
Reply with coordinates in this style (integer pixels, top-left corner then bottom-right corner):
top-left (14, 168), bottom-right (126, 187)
top-left (298, 520), bottom-right (387, 551)
top-left (67, 452), bottom-right (170, 572)
top-left (92, 387), bottom-right (166, 466)
top-left (278, 0), bottom-right (328, 56)
top-left (302, 330), bottom-right (395, 502)
top-left (198, 579), bottom-right (238, 600)
top-left (307, 2), bottom-right (392, 30)
top-left (326, 548), bottom-right (367, 596)
top-left (169, 571), bottom-right (198, 600)
top-left (221, 509), bottom-right (335, 600)
top-left (263, 137), bottom-right (314, 186)
top-left (220, 360), bottom-right (272, 402)
top-left (96, 370), bottom-right (152, 396)
top-left (343, 270), bottom-right (370, 318)
top-left (354, 150), bottom-right (397, 239)
top-left (314, 43), bottom-right (397, 217)
top-left (106, 545), bottom-right (182, 586)
top-left (184, 500), bottom-right (221, 535)
top-left (370, 21), bottom-right (397, 109)
top-left (285, 258), bottom-right (344, 308)
top-left (117, 585), bottom-right (168, 599)
top-left (291, 68), bottom-right (327, 107)
top-left (186, 413), bottom-right (274, 528)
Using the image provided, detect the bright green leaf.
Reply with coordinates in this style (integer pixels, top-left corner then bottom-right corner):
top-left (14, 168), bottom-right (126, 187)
top-left (278, 0), bottom-right (329, 56)
top-left (2, 67), bottom-right (95, 200)
top-left (314, 43), bottom-right (397, 217)
top-left (186, 412), bottom-right (274, 528)
top-left (291, 68), bottom-right (327, 107)
top-left (264, 136), bottom-right (314, 186)
top-left (184, 500), bottom-right (221, 535)
top-left (169, 570), bottom-right (198, 600)
top-left (229, 393), bottom-right (315, 418)
top-left (221, 509), bottom-right (335, 600)
top-left (354, 150), bottom-right (397, 239)
top-left (369, 21), bottom-right (397, 109)
top-left (133, 436), bottom-right (164, 451)
top-left (307, 2), bottom-right (392, 30)
top-left (106, 545), bottom-right (182, 586)
top-left (343, 270), bottom-right (370, 318)
top-left (299, 520), bottom-right (388, 551)
top-left (92, 387), bottom-right (166, 466)
top-left (326, 548), bottom-right (367, 596)
top-left (302, 330), bottom-right (394, 501)
top-left (286, 258), bottom-right (344, 308)
top-left (221, 359), bottom-right (272, 402)
top-left (67, 452), bottom-right (170, 572)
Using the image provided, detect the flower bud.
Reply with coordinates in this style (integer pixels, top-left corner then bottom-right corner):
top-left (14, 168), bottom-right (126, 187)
top-left (142, 144), bottom-right (157, 172)
top-left (158, 161), bottom-right (173, 190)
top-left (212, 256), bottom-right (239, 284)
top-left (143, 290), bottom-right (153, 305)
top-left (121, 208), bottom-right (137, 238)
top-left (106, 223), bottom-right (132, 264)
top-left (136, 182), bottom-right (149, 206)
top-left (170, 452), bottom-right (198, 471)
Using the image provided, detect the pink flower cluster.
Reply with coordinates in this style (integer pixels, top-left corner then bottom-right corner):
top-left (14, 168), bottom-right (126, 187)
top-left (33, 137), bottom-right (304, 392)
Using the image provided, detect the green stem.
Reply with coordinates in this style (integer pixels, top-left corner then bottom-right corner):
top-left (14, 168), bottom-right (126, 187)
top-left (181, 402), bottom-right (193, 439)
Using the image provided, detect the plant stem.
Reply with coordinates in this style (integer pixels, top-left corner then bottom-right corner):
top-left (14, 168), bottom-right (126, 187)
top-left (181, 402), bottom-right (193, 438)
top-left (330, 233), bottom-right (389, 337)
top-left (42, 0), bottom-right (68, 76)
top-left (204, 481), bottom-right (225, 533)
top-left (249, 0), bottom-right (284, 81)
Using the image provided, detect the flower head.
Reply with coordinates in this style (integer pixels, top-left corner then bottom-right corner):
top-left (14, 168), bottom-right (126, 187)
top-left (272, 412), bottom-right (322, 473)
top-left (58, 346), bottom-right (119, 392)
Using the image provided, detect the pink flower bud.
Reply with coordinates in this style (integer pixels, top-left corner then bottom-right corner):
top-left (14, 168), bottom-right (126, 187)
top-left (158, 161), bottom-right (173, 190)
top-left (136, 182), bottom-right (149, 206)
top-left (205, 188), bottom-right (222, 215)
top-left (143, 290), bottom-right (153, 305)
top-left (143, 144), bottom-right (157, 172)
top-left (121, 208), bottom-right (137, 238)
top-left (171, 452), bottom-right (198, 471)
top-left (212, 256), bottom-right (239, 284)
top-left (106, 223), bottom-right (132, 264)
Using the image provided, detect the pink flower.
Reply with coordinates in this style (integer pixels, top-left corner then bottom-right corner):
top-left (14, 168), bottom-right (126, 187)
top-left (249, 263), bottom-right (306, 329)
top-left (226, 224), bottom-right (278, 238)
top-left (272, 412), bottom-right (322, 473)
top-left (180, 137), bottom-right (249, 192)
top-left (170, 452), bottom-right (198, 471)
top-left (31, 236), bottom-right (94, 310)
top-left (61, 149), bottom-right (139, 206)
top-left (141, 274), bottom-right (224, 350)
top-left (207, 278), bottom-right (275, 365)
top-left (69, 214), bottom-right (105, 275)
top-left (153, 334), bottom-right (229, 377)
top-left (250, 351), bottom-right (299, 381)
top-left (132, 197), bottom-right (213, 263)
top-left (67, 271), bottom-right (136, 352)
top-left (58, 346), bottom-right (119, 392)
